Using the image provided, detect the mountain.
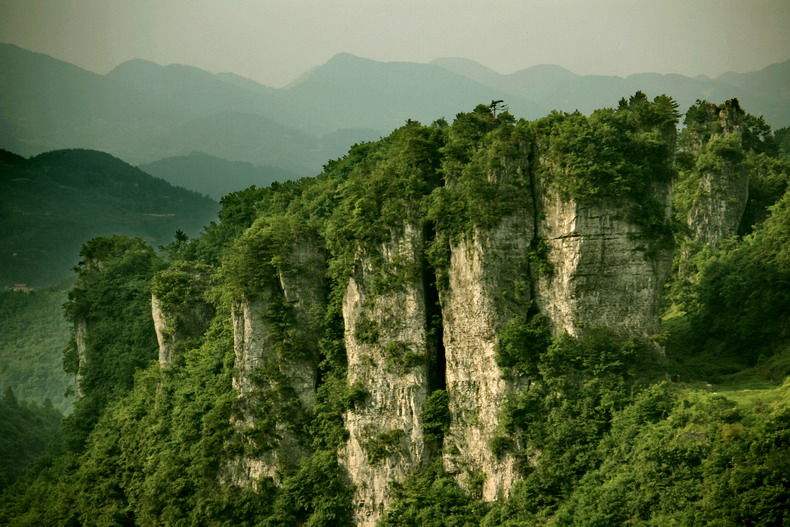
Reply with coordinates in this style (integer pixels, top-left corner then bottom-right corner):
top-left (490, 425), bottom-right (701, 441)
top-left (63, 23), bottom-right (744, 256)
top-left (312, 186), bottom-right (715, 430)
top-left (134, 111), bottom-right (328, 174)
top-left (0, 44), bottom-right (177, 159)
top-left (4, 99), bottom-right (786, 525)
top-left (140, 151), bottom-right (298, 200)
top-left (0, 148), bottom-right (218, 287)
top-left (433, 56), bottom-right (790, 126)
top-left (2, 43), bottom-right (790, 178)
top-left (277, 52), bottom-right (536, 132)
top-left (105, 58), bottom-right (278, 119)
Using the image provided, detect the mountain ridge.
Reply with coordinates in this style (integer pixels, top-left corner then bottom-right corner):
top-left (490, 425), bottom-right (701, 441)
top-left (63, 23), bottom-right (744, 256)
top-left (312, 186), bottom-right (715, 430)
top-left (1, 42), bottom-right (788, 179)
top-left (0, 147), bottom-right (218, 287)
top-left (139, 151), bottom-right (298, 200)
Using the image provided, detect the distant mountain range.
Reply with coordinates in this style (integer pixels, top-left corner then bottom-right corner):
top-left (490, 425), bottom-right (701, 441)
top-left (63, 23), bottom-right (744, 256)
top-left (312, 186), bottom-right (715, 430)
top-left (140, 151), bottom-right (297, 200)
top-left (0, 148), bottom-right (217, 287)
top-left (1, 42), bottom-right (788, 179)
top-left (431, 57), bottom-right (790, 125)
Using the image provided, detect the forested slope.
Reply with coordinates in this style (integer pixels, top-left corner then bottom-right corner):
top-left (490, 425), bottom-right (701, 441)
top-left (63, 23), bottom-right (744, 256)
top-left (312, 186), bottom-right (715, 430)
top-left (0, 289), bottom-right (72, 412)
top-left (1, 96), bottom-right (787, 526)
top-left (0, 148), bottom-right (217, 287)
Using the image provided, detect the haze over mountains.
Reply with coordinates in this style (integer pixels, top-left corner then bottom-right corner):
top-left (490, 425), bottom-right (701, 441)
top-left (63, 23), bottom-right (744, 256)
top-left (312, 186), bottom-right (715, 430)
top-left (1, 42), bottom-right (788, 182)
top-left (140, 152), bottom-right (298, 200)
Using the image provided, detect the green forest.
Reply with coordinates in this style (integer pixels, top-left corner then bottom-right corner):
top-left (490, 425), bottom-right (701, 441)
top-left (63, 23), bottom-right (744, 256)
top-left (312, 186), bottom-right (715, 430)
top-left (0, 149), bottom-right (217, 288)
top-left (0, 288), bottom-right (72, 412)
top-left (1, 95), bottom-right (788, 526)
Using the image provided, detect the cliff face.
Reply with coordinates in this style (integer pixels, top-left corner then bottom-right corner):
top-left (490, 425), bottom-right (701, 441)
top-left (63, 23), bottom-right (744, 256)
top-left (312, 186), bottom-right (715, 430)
top-left (341, 223), bottom-right (430, 527)
top-left (230, 237), bottom-right (326, 485)
top-left (536, 190), bottom-right (672, 336)
top-left (150, 296), bottom-right (172, 367)
top-left (683, 99), bottom-right (749, 246)
top-left (687, 166), bottom-right (748, 245)
top-left (151, 294), bottom-right (212, 368)
top-left (276, 238), bottom-right (327, 407)
top-left (440, 214), bottom-right (533, 500)
top-left (74, 318), bottom-right (88, 399)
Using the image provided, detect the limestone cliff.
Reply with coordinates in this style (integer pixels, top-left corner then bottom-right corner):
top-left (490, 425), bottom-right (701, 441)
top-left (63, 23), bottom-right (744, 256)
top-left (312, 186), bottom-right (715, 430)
top-left (341, 223), bottom-right (430, 527)
top-left (441, 214), bottom-right (533, 501)
top-left (684, 102), bottom-right (749, 246)
top-left (74, 318), bottom-right (88, 399)
top-left (150, 262), bottom-right (214, 368)
top-left (151, 293), bottom-right (212, 368)
top-left (687, 165), bottom-right (748, 245)
top-left (536, 190), bottom-right (672, 336)
top-left (230, 236), bottom-right (326, 485)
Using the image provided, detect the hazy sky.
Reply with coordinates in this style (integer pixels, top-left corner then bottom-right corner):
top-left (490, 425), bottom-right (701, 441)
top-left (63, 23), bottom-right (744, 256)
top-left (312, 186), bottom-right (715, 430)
top-left (1, 0), bottom-right (788, 87)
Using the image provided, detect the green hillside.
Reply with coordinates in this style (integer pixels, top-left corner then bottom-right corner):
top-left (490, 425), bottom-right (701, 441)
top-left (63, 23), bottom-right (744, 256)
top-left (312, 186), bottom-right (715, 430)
top-left (0, 288), bottom-right (72, 412)
top-left (0, 388), bottom-right (61, 493)
top-left (0, 148), bottom-right (218, 287)
top-left (1, 97), bottom-right (787, 525)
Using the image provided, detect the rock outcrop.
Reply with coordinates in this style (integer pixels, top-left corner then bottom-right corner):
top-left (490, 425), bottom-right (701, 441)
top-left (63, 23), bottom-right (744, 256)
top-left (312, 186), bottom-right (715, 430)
top-left (687, 165), bottom-right (748, 245)
top-left (440, 214), bottom-right (533, 500)
top-left (341, 223), bottom-right (430, 527)
top-left (230, 237), bottom-right (326, 485)
top-left (151, 293), bottom-right (212, 368)
top-left (536, 190), bottom-right (672, 336)
top-left (74, 319), bottom-right (88, 399)
top-left (684, 102), bottom-right (749, 246)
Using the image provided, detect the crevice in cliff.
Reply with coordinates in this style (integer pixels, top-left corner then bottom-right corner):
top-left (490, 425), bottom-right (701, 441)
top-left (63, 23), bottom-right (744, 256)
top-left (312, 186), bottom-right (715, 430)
top-left (422, 221), bottom-right (446, 392)
top-left (526, 142), bottom-right (542, 316)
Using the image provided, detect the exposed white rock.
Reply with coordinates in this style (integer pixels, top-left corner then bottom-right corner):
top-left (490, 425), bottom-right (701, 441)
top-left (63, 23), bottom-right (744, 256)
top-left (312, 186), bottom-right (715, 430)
top-left (441, 214), bottom-right (533, 501)
top-left (687, 145), bottom-right (748, 246)
top-left (230, 238), bottom-right (326, 486)
top-left (74, 319), bottom-right (88, 399)
top-left (536, 190), bottom-right (672, 336)
top-left (151, 294), bottom-right (175, 368)
top-left (341, 223), bottom-right (430, 527)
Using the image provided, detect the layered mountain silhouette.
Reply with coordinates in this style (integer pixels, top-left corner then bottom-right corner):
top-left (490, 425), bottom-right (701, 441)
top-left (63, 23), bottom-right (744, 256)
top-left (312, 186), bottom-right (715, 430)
top-left (432, 57), bottom-right (790, 123)
top-left (1, 42), bottom-right (788, 178)
top-left (140, 151), bottom-right (297, 200)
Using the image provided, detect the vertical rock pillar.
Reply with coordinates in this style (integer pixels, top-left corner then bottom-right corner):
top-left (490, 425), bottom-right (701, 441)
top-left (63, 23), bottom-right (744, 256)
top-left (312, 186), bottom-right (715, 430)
top-left (229, 235), bottom-right (326, 486)
top-left (440, 214), bottom-right (534, 501)
top-left (341, 223), bottom-right (431, 526)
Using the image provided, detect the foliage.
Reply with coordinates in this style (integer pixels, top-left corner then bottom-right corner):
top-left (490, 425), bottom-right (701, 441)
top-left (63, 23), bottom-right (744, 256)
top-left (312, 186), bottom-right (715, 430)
top-left (739, 151), bottom-right (789, 233)
top-left (534, 92), bottom-right (678, 240)
top-left (383, 341), bottom-right (425, 373)
top-left (4, 98), bottom-right (790, 526)
top-left (0, 388), bottom-right (62, 492)
top-left (322, 120), bottom-right (445, 286)
top-left (422, 104), bottom-right (539, 289)
top-left (380, 461), bottom-right (488, 527)
top-left (62, 235), bottom-right (162, 450)
top-left (0, 288), bottom-right (73, 412)
top-left (268, 451), bottom-right (354, 526)
top-left (488, 329), bottom-right (659, 522)
top-left (354, 314), bottom-right (380, 345)
top-left (678, 190), bottom-right (790, 366)
top-left (552, 382), bottom-right (789, 526)
top-left (0, 149), bottom-right (217, 288)
top-left (430, 104), bottom-right (533, 239)
top-left (364, 429), bottom-right (406, 465)
top-left (495, 314), bottom-right (551, 378)
top-left (421, 390), bottom-right (451, 446)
